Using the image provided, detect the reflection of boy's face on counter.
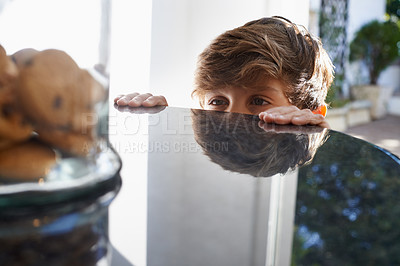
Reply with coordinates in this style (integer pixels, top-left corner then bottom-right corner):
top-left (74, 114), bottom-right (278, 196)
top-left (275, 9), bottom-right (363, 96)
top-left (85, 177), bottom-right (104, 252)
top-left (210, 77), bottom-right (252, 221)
top-left (191, 109), bottom-right (328, 178)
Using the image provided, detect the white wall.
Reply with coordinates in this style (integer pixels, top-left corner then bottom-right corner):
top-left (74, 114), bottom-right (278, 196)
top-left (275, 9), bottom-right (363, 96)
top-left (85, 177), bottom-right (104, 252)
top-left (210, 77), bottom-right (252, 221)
top-left (347, 0), bottom-right (386, 42)
top-left (265, 0), bottom-right (310, 27)
top-left (110, 0), bottom-right (311, 109)
top-left (149, 0), bottom-right (270, 108)
top-left (379, 64), bottom-right (400, 91)
top-left (109, 1), bottom-right (153, 99)
top-left (345, 0), bottom-right (397, 92)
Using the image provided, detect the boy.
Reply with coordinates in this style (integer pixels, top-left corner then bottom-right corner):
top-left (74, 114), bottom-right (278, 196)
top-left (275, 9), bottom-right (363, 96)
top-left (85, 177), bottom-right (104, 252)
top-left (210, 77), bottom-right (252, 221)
top-left (114, 16), bottom-right (334, 128)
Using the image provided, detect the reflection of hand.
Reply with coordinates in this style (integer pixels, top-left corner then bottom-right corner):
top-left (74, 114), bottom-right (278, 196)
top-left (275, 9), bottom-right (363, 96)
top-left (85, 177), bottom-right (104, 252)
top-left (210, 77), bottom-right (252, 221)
top-left (114, 92), bottom-right (168, 107)
top-left (258, 121), bottom-right (327, 134)
top-left (259, 106), bottom-right (330, 128)
top-left (114, 104), bottom-right (166, 114)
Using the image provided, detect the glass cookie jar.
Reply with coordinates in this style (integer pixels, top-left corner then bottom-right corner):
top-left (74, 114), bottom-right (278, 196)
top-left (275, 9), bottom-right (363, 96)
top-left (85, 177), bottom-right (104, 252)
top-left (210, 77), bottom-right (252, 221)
top-left (0, 0), bottom-right (122, 265)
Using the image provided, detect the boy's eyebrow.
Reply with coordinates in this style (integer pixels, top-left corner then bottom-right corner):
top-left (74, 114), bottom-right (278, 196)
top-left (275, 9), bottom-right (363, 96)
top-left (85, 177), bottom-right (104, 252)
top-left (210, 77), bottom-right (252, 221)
top-left (204, 90), bottom-right (226, 96)
top-left (204, 84), bottom-right (286, 96)
top-left (249, 86), bottom-right (283, 94)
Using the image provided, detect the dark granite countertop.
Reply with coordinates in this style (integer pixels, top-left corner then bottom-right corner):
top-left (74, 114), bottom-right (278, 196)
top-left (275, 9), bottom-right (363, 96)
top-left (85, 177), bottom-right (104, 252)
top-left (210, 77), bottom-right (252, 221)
top-left (109, 106), bottom-right (400, 266)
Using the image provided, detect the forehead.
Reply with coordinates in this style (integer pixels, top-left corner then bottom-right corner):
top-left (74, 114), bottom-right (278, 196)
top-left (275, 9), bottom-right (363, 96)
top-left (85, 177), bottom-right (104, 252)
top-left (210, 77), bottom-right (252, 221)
top-left (204, 78), bottom-right (288, 96)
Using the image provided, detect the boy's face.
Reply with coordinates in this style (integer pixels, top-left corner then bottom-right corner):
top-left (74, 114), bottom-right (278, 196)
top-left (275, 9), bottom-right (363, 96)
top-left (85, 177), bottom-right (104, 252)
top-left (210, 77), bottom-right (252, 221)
top-left (203, 78), bottom-right (291, 115)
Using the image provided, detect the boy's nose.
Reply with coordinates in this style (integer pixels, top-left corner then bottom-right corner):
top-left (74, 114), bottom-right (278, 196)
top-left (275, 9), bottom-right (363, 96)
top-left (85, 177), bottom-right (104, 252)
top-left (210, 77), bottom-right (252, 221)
top-left (227, 104), bottom-right (252, 115)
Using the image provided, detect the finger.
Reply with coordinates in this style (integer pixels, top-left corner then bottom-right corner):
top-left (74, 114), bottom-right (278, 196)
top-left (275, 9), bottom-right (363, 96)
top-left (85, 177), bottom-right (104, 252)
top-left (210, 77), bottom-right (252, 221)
top-left (141, 96), bottom-right (168, 107)
top-left (292, 114), bottom-right (331, 128)
top-left (115, 92), bottom-right (140, 105)
top-left (259, 111), bottom-right (281, 123)
top-left (290, 111), bottom-right (330, 127)
top-left (115, 105), bottom-right (167, 114)
top-left (260, 108), bottom-right (330, 128)
top-left (114, 94), bottom-right (125, 103)
top-left (258, 121), bottom-right (299, 133)
top-left (277, 109), bottom-right (316, 125)
top-left (261, 106), bottom-right (300, 116)
top-left (259, 106), bottom-right (300, 123)
top-left (260, 111), bottom-right (298, 124)
top-left (127, 93), bottom-right (154, 107)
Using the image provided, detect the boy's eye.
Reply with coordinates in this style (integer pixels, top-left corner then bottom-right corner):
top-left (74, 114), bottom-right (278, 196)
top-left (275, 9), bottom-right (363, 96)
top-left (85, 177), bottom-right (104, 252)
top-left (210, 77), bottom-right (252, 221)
top-left (251, 97), bottom-right (269, 106)
top-left (209, 99), bottom-right (228, 105)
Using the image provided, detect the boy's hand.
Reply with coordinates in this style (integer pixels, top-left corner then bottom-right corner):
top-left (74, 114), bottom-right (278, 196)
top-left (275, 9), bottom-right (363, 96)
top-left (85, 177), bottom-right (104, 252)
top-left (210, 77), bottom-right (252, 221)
top-left (259, 106), bottom-right (330, 129)
top-left (114, 105), bottom-right (167, 114)
top-left (114, 92), bottom-right (168, 107)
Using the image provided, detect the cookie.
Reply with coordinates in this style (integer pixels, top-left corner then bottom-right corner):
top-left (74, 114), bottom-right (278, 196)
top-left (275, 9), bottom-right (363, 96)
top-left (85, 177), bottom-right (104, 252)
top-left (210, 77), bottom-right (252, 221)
top-left (10, 48), bottom-right (39, 68)
top-left (0, 139), bottom-right (57, 181)
top-left (16, 49), bottom-right (81, 129)
top-left (0, 46), bottom-right (33, 142)
top-left (0, 88), bottom-right (33, 141)
top-left (8, 48), bottom-right (107, 157)
top-left (16, 50), bottom-right (89, 130)
top-left (68, 69), bottom-right (105, 131)
top-left (79, 68), bottom-right (106, 107)
top-left (0, 45), bottom-right (18, 86)
top-left (36, 127), bottom-right (96, 157)
top-left (0, 137), bottom-right (13, 150)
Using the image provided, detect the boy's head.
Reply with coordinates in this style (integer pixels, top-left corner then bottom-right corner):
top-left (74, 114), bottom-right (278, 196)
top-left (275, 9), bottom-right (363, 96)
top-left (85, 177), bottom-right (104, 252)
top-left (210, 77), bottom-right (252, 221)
top-left (193, 16), bottom-right (334, 112)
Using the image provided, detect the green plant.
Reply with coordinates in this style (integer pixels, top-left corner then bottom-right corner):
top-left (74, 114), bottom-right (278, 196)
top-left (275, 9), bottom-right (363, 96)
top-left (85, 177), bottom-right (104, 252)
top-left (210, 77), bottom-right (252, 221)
top-left (386, 0), bottom-right (400, 20)
top-left (349, 20), bottom-right (400, 84)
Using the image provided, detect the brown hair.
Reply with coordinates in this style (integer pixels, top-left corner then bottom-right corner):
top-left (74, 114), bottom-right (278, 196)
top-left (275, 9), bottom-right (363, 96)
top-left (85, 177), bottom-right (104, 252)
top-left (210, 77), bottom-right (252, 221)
top-left (193, 16), bottom-right (334, 111)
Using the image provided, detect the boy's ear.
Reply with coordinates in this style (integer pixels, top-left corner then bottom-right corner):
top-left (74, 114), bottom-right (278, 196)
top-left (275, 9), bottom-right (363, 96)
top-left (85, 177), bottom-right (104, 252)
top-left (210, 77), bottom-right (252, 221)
top-left (312, 104), bottom-right (327, 117)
